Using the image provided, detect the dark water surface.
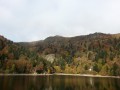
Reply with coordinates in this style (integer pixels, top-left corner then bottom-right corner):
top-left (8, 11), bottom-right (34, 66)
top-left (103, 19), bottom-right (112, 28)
top-left (0, 75), bottom-right (120, 90)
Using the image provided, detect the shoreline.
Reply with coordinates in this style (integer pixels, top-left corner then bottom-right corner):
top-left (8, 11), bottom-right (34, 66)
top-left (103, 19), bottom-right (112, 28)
top-left (54, 73), bottom-right (120, 79)
top-left (0, 73), bottom-right (120, 78)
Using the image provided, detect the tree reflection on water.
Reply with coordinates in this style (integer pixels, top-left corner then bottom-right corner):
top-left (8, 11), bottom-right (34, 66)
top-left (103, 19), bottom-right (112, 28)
top-left (0, 75), bottom-right (120, 90)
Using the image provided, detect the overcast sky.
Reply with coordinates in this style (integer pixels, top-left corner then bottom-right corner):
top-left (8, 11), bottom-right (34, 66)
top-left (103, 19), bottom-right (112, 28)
top-left (0, 0), bottom-right (120, 42)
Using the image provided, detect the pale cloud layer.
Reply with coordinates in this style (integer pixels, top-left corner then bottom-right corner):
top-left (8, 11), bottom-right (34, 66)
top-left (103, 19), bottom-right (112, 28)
top-left (0, 0), bottom-right (120, 42)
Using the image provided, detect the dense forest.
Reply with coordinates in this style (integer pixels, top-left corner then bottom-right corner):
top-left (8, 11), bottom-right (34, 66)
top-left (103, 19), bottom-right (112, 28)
top-left (0, 33), bottom-right (120, 76)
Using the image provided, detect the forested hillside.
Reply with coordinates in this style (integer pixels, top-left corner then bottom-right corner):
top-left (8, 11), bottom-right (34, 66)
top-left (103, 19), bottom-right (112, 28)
top-left (0, 33), bottom-right (120, 76)
top-left (0, 35), bottom-right (51, 74)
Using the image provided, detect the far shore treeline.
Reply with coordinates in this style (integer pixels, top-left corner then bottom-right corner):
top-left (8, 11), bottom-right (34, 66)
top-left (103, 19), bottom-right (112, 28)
top-left (0, 33), bottom-right (120, 76)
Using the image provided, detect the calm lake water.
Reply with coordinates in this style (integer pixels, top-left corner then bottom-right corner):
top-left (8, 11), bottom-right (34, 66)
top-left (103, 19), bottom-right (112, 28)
top-left (0, 75), bottom-right (120, 90)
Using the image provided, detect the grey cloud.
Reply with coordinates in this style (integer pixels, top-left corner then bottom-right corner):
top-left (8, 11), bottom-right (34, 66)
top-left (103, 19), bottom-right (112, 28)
top-left (0, 0), bottom-right (120, 42)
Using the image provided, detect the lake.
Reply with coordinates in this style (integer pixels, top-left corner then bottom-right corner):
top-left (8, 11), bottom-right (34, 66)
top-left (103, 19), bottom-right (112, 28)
top-left (0, 75), bottom-right (120, 90)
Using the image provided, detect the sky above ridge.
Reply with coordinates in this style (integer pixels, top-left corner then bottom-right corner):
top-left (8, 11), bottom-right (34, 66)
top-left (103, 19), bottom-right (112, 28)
top-left (0, 0), bottom-right (120, 42)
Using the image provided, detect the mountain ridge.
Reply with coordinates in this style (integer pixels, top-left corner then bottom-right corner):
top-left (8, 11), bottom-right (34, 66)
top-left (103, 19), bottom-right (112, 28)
top-left (0, 32), bottom-right (120, 76)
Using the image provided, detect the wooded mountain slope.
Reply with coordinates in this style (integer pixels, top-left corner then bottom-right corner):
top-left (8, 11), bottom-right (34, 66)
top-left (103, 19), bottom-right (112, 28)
top-left (0, 33), bottom-right (120, 76)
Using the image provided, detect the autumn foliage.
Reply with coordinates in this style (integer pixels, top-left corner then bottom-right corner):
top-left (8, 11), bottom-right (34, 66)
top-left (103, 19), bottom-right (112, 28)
top-left (0, 33), bottom-right (120, 76)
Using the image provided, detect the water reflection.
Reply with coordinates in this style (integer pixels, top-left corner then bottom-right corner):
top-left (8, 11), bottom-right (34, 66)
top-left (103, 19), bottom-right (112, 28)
top-left (0, 75), bottom-right (120, 90)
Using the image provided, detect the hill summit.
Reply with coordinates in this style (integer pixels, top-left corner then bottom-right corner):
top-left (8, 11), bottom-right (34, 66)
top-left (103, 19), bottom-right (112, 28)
top-left (0, 33), bottom-right (120, 76)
